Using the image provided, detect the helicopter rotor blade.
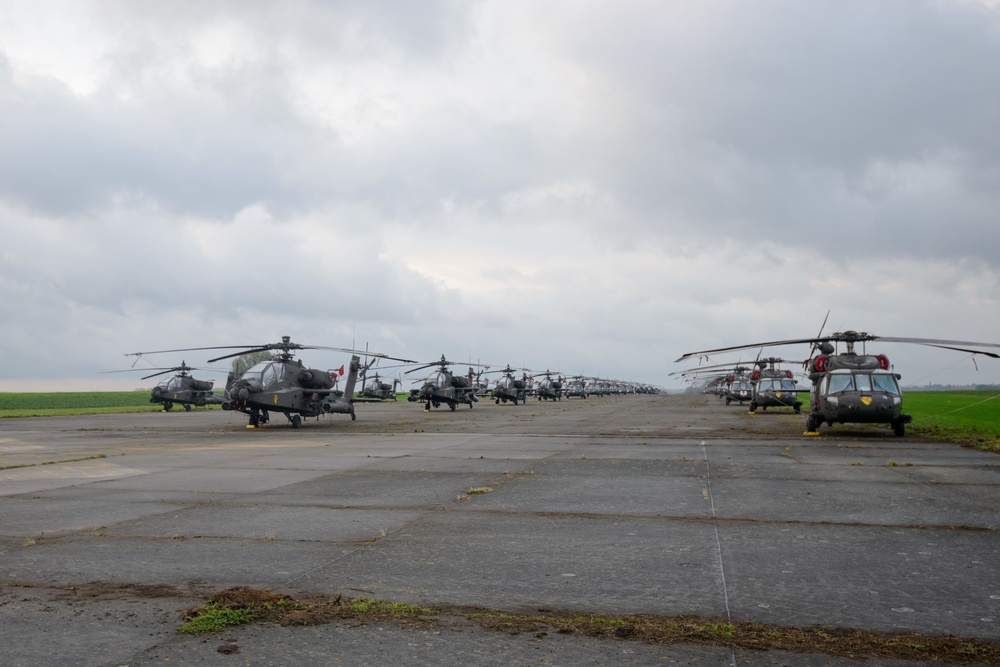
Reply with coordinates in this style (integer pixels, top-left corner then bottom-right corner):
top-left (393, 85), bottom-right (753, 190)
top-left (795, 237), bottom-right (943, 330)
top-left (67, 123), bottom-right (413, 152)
top-left (405, 362), bottom-right (439, 375)
top-left (675, 338), bottom-right (821, 363)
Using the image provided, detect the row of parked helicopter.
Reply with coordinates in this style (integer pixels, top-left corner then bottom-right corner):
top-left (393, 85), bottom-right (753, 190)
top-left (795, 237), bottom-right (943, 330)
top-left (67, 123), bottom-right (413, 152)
top-left (672, 315), bottom-right (1000, 437)
top-left (114, 337), bottom-right (658, 429)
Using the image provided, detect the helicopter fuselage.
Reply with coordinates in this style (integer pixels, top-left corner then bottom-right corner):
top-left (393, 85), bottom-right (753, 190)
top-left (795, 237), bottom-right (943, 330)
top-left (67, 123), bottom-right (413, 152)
top-left (415, 369), bottom-right (479, 410)
top-left (150, 376), bottom-right (222, 411)
top-left (492, 375), bottom-right (527, 404)
top-left (750, 372), bottom-right (803, 413)
top-left (806, 355), bottom-right (910, 435)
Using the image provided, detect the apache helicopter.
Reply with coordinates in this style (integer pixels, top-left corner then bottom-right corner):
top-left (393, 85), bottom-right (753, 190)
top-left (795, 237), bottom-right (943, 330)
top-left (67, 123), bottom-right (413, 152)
top-left (677, 331), bottom-right (1000, 436)
top-left (110, 361), bottom-right (224, 412)
top-left (484, 365), bottom-right (530, 405)
top-left (748, 358), bottom-right (804, 414)
top-left (129, 337), bottom-right (413, 428)
top-left (532, 370), bottom-right (564, 401)
top-left (406, 355), bottom-right (483, 411)
top-left (355, 372), bottom-right (402, 402)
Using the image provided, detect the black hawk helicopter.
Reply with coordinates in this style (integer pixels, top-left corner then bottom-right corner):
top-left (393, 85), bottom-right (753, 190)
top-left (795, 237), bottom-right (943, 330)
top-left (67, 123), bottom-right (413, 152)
top-left (563, 376), bottom-right (589, 399)
top-left (110, 361), bottom-right (224, 412)
top-left (532, 370), bottom-right (564, 401)
top-left (484, 365), bottom-right (530, 405)
top-left (677, 331), bottom-right (1000, 436)
top-left (406, 355), bottom-right (483, 411)
top-left (671, 362), bottom-right (755, 405)
top-left (748, 358), bottom-right (804, 414)
top-left (130, 337), bottom-right (414, 428)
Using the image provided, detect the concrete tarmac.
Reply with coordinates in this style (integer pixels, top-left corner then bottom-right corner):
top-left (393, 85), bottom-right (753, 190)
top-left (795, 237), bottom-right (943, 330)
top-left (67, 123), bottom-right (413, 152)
top-left (1, 394), bottom-right (998, 666)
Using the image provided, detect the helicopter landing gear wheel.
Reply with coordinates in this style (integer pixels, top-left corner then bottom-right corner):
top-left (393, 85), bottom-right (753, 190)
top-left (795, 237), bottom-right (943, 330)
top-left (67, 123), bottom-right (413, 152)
top-left (749, 403), bottom-right (757, 413)
top-left (184, 404), bottom-right (192, 412)
top-left (450, 403), bottom-right (456, 412)
top-left (892, 419), bottom-right (905, 437)
top-left (163, 402), bottom-right (173, 411)
top-left (805, 414), bottom-right (819, 432)
top-left (495, 399), bottom-right (500, 405)
top-left (290, 415), bottom-right (302, 428)
top-left (794, 403), bottom-right (802, 414)
top-left (725, 397), bottom-right (731, 406)
top-left (351, 410), bottom-right (357, 421)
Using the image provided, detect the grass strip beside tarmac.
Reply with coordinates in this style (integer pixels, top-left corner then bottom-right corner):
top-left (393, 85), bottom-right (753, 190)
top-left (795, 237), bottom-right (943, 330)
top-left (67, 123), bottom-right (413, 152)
top-left (180, 587), bottom-right (1000, 665)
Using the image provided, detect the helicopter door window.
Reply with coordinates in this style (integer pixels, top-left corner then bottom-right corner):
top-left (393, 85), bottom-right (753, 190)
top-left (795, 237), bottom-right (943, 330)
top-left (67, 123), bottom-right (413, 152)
top-left (167, 377), bottom-right (181, 391)
top-left (827, 374), bottom-right (855, 394)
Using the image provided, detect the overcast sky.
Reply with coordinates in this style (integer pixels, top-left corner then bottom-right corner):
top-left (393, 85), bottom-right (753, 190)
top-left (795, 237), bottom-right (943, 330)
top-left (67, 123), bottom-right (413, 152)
top-left (2, 0), bottom-right (999, 392)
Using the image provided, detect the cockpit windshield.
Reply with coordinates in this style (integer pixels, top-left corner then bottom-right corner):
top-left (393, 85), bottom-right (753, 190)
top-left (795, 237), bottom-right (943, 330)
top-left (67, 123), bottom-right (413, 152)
top-left (871, 373), bottom-right (900, 395)
top-left (241, 361), bottom-right (271, 382)
top-left (827, 372), bottom-right (900, 395)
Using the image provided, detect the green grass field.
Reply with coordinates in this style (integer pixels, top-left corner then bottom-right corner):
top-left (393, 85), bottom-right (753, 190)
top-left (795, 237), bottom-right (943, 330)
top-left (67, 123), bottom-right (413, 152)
top-left (905, 390), bottom-right (1000, 452)
top-left (0, 392), bottom-right (221, 417)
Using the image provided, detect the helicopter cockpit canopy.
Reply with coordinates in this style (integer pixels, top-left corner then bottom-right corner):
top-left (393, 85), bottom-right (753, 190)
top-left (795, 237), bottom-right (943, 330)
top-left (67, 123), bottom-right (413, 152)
top-left (156, 378), bottom-right (179, 391)
top-left (241, 361), bottom-right (285, 388)
top-left (761, 378), bottom-right (797, 391)
top-left (731, 381), bottom-right (753, 392)
top-left (824, 371), bottom-right (900, 395)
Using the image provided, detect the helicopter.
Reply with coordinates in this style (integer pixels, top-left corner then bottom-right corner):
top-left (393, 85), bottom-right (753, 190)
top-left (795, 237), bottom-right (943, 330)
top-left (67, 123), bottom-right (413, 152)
top-left (128, 337), bottom-right (414, 428)
top-left (677, 330), bottom-right (1000, 436)
top-left (110, 361), bottom-right (224, 412)
top-left (748, 358), bottom-right (804, 414)
top-left (671, 362), bottom-right (755, 405)
top-left (355, 372), bottom-right (402, 402)
top-left (406, 355), bottom-right (483, 411)
top-left (563, 376), bottom-right (589, 399)
top-left (484, 365), bottom-right (530, 405)
top-left (532, 370), bottom-right (564, 401)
